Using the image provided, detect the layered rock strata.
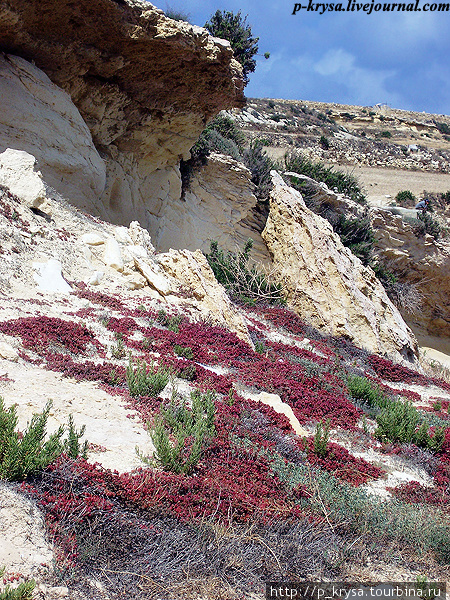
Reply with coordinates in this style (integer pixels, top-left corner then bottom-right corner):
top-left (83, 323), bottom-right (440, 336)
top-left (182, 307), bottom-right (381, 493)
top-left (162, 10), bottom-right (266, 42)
top-left (0, 0), bottom-right (244, 234)
top-left (372, 208), bottom-right (450, 340)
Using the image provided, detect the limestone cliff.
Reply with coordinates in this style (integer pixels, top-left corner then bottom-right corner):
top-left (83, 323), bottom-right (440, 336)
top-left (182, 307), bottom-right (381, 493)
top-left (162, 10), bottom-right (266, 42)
top-left (263, 172), bottom-right (418, 361)
top-left (372, 208), bottom-right (450, 342)
top-left (0, 0), bottom-right (244, 235)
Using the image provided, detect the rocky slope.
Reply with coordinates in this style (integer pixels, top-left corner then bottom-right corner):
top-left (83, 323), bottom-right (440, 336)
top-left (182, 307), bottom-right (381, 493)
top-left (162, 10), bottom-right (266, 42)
top-left (0, 0), bottom-right (244, 232)
top-left (230, 98), bottom-right (450, 351)
top-left (0, 162), bottom-right (449, 598)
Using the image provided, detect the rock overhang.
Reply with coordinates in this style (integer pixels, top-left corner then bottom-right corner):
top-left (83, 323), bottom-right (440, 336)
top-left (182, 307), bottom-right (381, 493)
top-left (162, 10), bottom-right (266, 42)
top-left (0, 0), bottom-right (245, 150)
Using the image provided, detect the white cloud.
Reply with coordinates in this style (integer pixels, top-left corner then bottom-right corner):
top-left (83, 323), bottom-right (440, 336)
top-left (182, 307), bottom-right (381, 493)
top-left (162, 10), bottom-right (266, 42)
top-left (312, 48), bottom-right (403, 106)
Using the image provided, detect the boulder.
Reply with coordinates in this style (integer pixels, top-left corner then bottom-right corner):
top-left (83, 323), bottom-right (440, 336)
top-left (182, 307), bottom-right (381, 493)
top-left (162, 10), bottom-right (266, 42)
top-left (0, 149), bottom-right (46, 209)
top-left (262, 172), bottom-right (418, 362)
top-left (33, 259), bottom-right (72, 293)
top-left (157, 248), bottom-right (253, 346)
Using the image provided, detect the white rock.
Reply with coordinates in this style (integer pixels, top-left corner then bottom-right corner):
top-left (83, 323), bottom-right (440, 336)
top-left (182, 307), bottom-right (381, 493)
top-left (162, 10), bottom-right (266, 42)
top-left (0, 342), bottom-right (18, 362)
top-left (0, 149), bottom-right (46, 209)
top-left (134, 257), bottom-right (171, 295)
top-left (114, 226), bottom-right (133, 244)
top-left (126, 244), bottom-right (148, 260)
top-left (129, 221), bottom-right (155, 254)
top-left (87, 271), bottom-right (105, 286)
top-left (245, 390), bottom-right (308, 437)
top-left (0, 54), bottom-right (106, 211)
top-left (79, 232), bottom-right (105, 246)
top-left (123, 273), bottom-right (146, 290)
top-left (33, 259), bottom-right (72, 293)
top-left (103, 237), bottom-right (124, 272)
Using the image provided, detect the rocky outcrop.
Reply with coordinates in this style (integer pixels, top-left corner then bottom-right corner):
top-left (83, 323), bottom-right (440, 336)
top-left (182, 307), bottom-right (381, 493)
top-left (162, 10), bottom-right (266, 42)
top-left (0, 0), bottom-right (244, 235)
top-left (0, 55), bottom-right (107, 209)
top-left (154, 153), bottom-right (267, 261)
top-left (263, 172), bottom-right (418, 361)
top-left (372, 208), bottom-right (450, 338)
top-left (157, 248), bottom-right (253, 346)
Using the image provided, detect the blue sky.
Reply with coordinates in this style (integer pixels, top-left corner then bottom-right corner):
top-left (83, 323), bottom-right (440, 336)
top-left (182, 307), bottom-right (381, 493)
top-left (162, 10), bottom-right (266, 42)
top-left (160, 0), bottom-right (450, 115)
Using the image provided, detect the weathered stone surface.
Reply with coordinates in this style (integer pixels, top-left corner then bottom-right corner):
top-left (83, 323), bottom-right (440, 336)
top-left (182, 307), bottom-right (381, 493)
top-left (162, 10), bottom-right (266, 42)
top-left (154, 153), bottom-right (268, 261)
top-left (0, 341), bottom-right (19, 362)
top-left (0, 148), bottom-right (46, 209)
top-left (33, 259), bottom-right (72, 293)
top-left (157, 248), bottom-right (253, 346)
top-left (134, 257), bottom-right (172, 296)
top-left (372, 208), bottom-right (450, 338)
top-left (0, 55), bottom-right (106, 209)
top-left (0, 0), bottom-right (245, 233)
top-left (103, 237), bottom-right (124, 272)
top-left (262, 172), bottom-right (418, 362)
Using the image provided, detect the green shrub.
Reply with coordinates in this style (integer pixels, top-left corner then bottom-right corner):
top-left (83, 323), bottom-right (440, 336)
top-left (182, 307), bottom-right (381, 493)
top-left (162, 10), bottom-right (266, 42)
top-left (0, 399), bottom-right (87, 481)
top-left (157, 310), bottom-right (183, 333)
top-left (242, 139), bottom-right (277, 200)
top-left (416, 212), bottom-right (442, 240)
top-left (164, 6), bottom-right (191, 22)
top-left (205, 239), bottom-right (284, 304)
top-left (381, 130), bottom-right (392, 138)
top-left (375, 398), bottom-right (446, 451)
top-left (0, 568), bottom-right (35, 600)
top-left (254, 340), bottom-right (267, 354)
top-left (284, 151), bottom-right (366, 204)
top-left (333, 215), bottom-right (374, 266)
top-left (435, 121), bottom-right (450, 135)
top-left (375, 400), bottom-right (420, 444)
top-left (319, 135), bottom-right (330, 150)
top-left (173, 344), bottom-right (194, 360)
top-left (204, 10), bottom-right (260, 86)
top-left (313, 419), bottom-right (331, 458)
top-left (144, 391), bottom-right (216, 475)
top-left (347, 376), bottom-right (389, 409)
top-left (395, 190), bottom-right (416, 205)
top-left (126, 358), bottom-right (170, 398)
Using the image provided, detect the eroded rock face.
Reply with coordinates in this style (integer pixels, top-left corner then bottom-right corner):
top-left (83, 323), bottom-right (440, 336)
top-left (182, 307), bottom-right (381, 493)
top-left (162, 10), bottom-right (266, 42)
top-left (0, 0), bottom-right (244, 232)
top-left (262, 172), bottom-right (418, 361)
top-left (154, 153), bottom-right (267, 261)
top-left (372, 208), bottom-right (450, 339)
top-left (0, 55), bottom-right (107, 211)
top-left (157, 248), bottom-right (253, 346)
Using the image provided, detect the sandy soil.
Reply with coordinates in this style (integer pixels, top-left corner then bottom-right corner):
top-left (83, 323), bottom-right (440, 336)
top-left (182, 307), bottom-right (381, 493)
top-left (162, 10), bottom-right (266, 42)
top-left (350, 165), bottom-right (450, 206)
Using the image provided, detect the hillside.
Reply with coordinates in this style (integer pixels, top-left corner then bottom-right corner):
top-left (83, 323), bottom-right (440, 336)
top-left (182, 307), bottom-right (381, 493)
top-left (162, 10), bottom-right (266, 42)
top-left (0, 0), bottom-right (450, 598)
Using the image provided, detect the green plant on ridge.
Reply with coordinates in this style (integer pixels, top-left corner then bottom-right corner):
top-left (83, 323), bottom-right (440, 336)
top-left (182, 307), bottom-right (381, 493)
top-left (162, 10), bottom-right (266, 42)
top-left (313, 419), bottom-right (331, 458)
top-left (0, 567), bottom-right (35, 600)
top-left (0, 399), bottom-right (87, 482)
top-left (126, 358), bottom-right (170, 399)
top-left (142, 390), bottom-right (216, 475)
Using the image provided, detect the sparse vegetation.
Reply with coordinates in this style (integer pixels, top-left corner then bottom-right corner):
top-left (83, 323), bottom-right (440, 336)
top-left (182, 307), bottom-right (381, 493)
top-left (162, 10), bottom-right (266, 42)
top-left (0, 399), bottom-right (87, 481)
top-left (126, 358), bottom-right (170, 398)
top-left (164, 6), bottom-right (191, 22)
top-left (395, 190), bottom-right (416, 205)
top-left (0, 568), bottom-right (35, 600)
top-left (142, 390), bottom-right (216, 475)
top-left (285, 151), bottom-right (366, 204)
top-left (313, 419), bottom-right (331, 458)
top-left (242, 139), bottom-right (277, 200)
top-left (205, 239), bottom-right (284, 304)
